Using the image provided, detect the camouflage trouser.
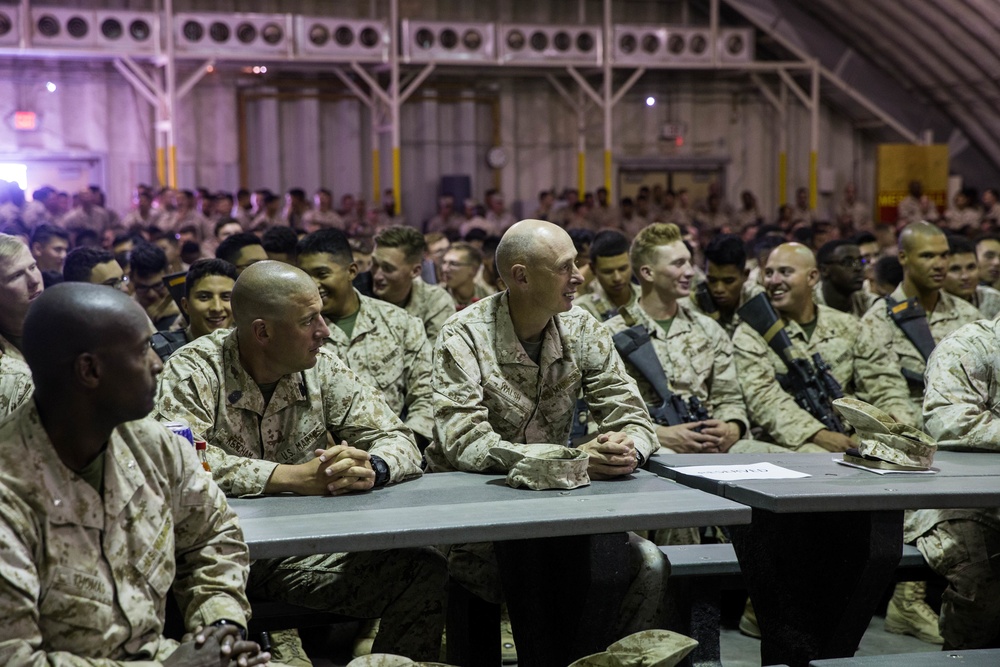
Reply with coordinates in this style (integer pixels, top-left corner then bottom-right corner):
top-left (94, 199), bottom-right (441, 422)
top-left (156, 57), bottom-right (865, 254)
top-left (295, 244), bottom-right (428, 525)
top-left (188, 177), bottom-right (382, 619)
top-left (247, 548), bottom-right (447, 661)
top-left (447, 532), bottom-right (669, 637)
top-left (916, 520), bottom-right (1000, 649)
top-left (729, 439), bottom-right (795, 454)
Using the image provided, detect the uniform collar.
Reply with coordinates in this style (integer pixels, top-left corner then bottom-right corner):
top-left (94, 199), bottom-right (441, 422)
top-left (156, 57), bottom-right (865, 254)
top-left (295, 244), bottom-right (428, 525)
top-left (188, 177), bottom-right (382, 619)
top-left (494, 291), bottom-right (568, 368)
top-left (221, 330), bottom-right (309, 417)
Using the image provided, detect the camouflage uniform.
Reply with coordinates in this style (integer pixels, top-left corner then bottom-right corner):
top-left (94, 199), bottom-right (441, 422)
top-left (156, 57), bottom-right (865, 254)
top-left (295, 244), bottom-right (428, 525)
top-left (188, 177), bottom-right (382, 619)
top-left (324, 292), bottom-right (434, 443)
top-left (0, 332), bottom-right (24, 363)
top-left (154, 328), bottom-right (446, 661)
top-left (813, 281), bottom-right (878, 319)
top-left (0, 352), bottom-right (32, 419)
top-left (855, 286), bottom-right (981, 423)
top-left (973, 284), bottom-right (1000, 320)
top-left (576, 283), bottom-right (641, 322)
top-left (427, 292), bottom-right (667, 637)
top-left (684, 280), bottom-right (765, 338)
top-left (910, 319), bottom-right (1000, 648)
top-left (403, 278), bottom-right (456, 343)
top-left (0, 402), bottom-right (251, 664)
top-left (733, 303), bottom-right (917, 449)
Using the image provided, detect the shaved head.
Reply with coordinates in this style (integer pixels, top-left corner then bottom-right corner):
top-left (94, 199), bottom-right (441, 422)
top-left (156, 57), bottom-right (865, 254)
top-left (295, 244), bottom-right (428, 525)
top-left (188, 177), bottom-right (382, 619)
top-left (22, 282), bottom-right (149, 388)
top-left (232, 260), bottom-right (318, 329)
top-left (899, 221), bottom-right (945, 253)
top-left (767, 242), bottom-right (817, 271)
top-left (496, 219), bottom-right (570, 284)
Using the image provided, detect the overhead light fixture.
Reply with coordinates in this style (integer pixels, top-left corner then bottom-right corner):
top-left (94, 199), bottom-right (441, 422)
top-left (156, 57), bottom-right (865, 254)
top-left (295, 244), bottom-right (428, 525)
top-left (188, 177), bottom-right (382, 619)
top-left (646, 96), bottom-right (655, 106)
top-left (45, 81), bottom-right (56, 92)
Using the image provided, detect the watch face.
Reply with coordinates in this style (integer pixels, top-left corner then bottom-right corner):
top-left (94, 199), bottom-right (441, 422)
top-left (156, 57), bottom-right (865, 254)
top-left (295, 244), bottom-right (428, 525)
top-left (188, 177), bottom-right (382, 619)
top-left (487, 146), bottom-right (508, 169)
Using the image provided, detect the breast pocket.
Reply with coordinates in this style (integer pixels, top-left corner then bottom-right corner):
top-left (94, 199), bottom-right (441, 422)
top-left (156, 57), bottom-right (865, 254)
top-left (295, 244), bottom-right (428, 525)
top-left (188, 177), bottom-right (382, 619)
top-left (481, 376), bottom-right (531, 435)
top-left (40, 565), bottom-right (115, 633)
top-left (135, 517), bottom-right (176, 598)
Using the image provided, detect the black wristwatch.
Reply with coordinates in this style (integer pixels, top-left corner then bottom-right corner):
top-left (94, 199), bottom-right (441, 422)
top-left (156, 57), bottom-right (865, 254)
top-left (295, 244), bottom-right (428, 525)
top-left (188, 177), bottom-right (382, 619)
top-left (370, 454), bottom-right (390, 488)
top-left (211, 619), bottom-right (247, 640)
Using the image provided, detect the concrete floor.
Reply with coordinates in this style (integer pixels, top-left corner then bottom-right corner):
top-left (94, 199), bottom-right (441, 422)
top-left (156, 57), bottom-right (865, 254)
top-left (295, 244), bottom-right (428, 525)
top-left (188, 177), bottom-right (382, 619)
top-left (304, 612), bottom-right (940, 666)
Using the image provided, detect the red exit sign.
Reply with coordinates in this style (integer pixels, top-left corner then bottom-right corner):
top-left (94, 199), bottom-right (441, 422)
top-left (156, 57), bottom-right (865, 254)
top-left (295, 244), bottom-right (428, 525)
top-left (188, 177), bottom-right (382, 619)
top-left (13, 111), bottom-right (37, 131)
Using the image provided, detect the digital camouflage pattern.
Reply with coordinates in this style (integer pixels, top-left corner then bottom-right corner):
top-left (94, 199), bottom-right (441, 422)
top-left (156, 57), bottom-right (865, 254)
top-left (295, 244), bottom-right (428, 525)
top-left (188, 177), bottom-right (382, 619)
top-left (403, 278), bottom-right (456, 343)
top-left (605, 301), bottom-right (750, 435)
top-left (855, 286), bottom-right (981, 422)
top-left (0, 403), bottom-right (250, 664)
top-left (426, 291), bottom-right (657, 473)
top-left (733, 303), bottom-right (917, 448)
top-left (154, 328), bottom-right (422, 497)
top-left (0, 353), bottom-right (32, 420)
top-left (576, 282), bottom-right (641, 322)
top-left (908, 319), bottom-right (1000, 648)
top-left (973, 284), bottom-right (1000, 320)
top-left (155, 328), bottom-right (446, 661)
top-left (324, 292), bottom-right (434, 441)
top-left (0, 332), bottom-right (24, 363)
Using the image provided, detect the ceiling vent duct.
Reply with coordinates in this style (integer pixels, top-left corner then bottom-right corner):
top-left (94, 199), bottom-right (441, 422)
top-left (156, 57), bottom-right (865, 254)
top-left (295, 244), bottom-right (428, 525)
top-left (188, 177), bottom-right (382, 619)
top-left (294, 16), bottom-right (388, 62)
top-left (613, 25), bottom-right (718, 65)
top-left (498, 24), bottom-right (601, 65)
top-left (95, 11), bottom-right (158, 54)
top-left (717, 28), bottom-right (754, 63)
top-left (31, 8), bottom-right (97, 48)
top-left (401, 20), bottom-right (495, 64)
top-left (0, 7), bottom-right (19, 47)
top-left (175, 13), bottom-right (290, 57)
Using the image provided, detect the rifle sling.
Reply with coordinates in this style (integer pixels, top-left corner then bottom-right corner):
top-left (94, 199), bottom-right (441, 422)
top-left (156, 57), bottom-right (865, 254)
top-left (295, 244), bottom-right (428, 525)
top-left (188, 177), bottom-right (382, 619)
top-left (884, 295), bottom-right (937, 362)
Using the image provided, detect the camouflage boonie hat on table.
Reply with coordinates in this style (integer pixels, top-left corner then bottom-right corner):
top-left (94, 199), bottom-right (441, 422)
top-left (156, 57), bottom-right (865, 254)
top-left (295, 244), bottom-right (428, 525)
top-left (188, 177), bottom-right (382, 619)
top-left (568, 629), bottom-right (698, 667)
top-left (833, 397), bottom-right (936, 469)
top-left (488, 444), bottom-right (591, 490)
top-left (347, 656), bottom-right (454, 667)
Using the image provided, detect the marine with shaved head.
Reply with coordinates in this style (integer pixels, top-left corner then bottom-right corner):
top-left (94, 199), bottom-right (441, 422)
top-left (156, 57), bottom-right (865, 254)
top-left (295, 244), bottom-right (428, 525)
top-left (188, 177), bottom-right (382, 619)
top-left (733, 242), bottom-right (915, 452)
top-left (855, 222), bottom-right (981, 645)
top-left (428, 219), bottom-right (668, 642)
top-left (154, 260), bottom-right (447, 662)
top-left (0, 283), bottom-right (269, 666)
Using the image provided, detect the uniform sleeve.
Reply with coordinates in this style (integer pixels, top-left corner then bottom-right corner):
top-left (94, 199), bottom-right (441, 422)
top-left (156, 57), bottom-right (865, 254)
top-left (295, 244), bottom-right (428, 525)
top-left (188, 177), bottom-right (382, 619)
top-left (578, 317), bottom-right (659, 461)
top-left (321, 358), bottom-right (423, 484)
top-left (431, 329), bottom-right (537, 472)
top-left (0, 356), bottom-right (33, 420)
top-left (852, 309), bottom-right (922, 427)
top-left (399, 314), bottom-right (436, 443)
top-left (168, 431), bottom-right (251, 631)
top-left (154, 355), bottom-right (279, 498)
top-left (923, 331), bottom-right (1000, 450)
top-left (732, 324), bottom-right (825, 448)
top-left (425, 290), bottom-right (458, 344)
top-left (703, 323), bottom-right (750, 432)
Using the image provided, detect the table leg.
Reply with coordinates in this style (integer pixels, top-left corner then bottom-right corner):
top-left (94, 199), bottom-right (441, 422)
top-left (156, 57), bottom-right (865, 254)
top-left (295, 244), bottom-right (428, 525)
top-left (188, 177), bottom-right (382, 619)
top-left (494, 532), bottom-right (630, 667)
top-left (730, 509), bottom-right (903, 667)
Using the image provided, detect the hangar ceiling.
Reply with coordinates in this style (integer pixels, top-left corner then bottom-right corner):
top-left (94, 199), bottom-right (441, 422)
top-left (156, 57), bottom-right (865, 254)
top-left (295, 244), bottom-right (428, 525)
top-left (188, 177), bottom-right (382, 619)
top-left (725, 0), bottom-right (1000, 187)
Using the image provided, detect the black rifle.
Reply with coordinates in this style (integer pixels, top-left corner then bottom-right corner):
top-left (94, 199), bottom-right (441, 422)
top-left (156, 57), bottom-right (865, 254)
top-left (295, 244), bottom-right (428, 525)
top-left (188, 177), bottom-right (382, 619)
top-left (737, 293), bottom-right (845, 433)
top-left (611, 324), bottom-right (711, 427)
top-left (693, 282), bottom-right (720, 321)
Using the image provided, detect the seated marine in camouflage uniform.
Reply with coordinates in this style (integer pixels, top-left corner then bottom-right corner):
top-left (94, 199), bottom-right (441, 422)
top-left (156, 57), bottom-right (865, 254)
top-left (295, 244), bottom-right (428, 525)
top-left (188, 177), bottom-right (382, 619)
top-left (917, 318), bottom-right (1000, 649)
top-left (684, 233), bottom-right (763, 338)
top-left (154, 261), bottom-right (447, 662)
top-left (943, 235), bottom-right (1000, 320)
top-left (606, 223), bottom-right (780, 457)
top-left (733, 243), bottom-right (916, 452)
top-left (855, 223), bottom-right (981, 426)
top-left (151, 258), bottom-right (239, 362)
top-left (0, 233), bottom-right (43, 363)
top-left (372, 226), bottom-right (456, 342)
top-left (576, 230), bottom-right (641, 322)
top-left (813, 239), bottom-right (878, 318)
top-left (297, 229), bottom-right (434, 450)
top-left (0, 284), bottom-right (269, 666)
top-left (427, 219), bottom-right (668, 638)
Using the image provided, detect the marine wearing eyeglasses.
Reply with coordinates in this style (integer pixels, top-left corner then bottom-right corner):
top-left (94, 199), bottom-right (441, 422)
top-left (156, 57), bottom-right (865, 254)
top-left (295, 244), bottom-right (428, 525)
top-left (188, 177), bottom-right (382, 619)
top-left (813, 239), bottom-right (877, 318)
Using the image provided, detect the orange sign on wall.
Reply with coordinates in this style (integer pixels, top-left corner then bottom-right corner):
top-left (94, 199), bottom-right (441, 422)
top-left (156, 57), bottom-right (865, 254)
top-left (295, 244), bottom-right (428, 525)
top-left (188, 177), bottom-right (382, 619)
top-left (13, 111), bottom-right (37, 131)
top-left (876, 144), bottom-right (949, 224)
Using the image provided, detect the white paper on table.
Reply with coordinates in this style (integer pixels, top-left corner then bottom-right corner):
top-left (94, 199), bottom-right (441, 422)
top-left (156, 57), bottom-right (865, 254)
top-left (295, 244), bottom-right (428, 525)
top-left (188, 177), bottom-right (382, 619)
top-left (669, 462), bottom-right (810, 481)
